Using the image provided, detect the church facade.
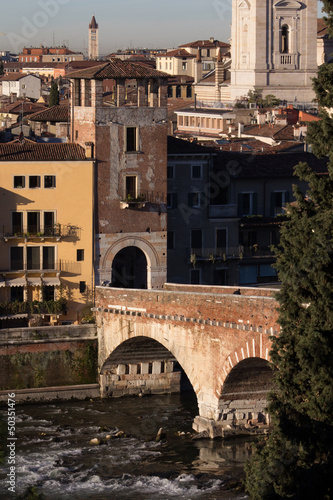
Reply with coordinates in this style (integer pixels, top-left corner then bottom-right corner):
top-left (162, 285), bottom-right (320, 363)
top-left (229, 0), bottom-right (318, 104)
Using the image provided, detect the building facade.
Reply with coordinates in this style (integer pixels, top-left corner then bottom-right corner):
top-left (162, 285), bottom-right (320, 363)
top-left (230, 0), bottom-right (318, 104)
top-left (0, 141), bottom-right (94, 326)
top-left (69, 60), bottom-right (169, 290)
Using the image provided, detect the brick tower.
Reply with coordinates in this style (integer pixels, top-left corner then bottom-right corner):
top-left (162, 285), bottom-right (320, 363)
top-left (69, 60), bottom-right (169, 290)
top-left (88, 15), bottom-right (99, 60)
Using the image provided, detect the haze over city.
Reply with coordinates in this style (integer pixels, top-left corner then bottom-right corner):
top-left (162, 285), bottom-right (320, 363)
top-left (1, 0), bottom-right (325, 55)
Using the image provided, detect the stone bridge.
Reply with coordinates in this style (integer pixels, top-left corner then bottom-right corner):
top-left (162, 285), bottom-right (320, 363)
top-left (95, 283), bottom-right (280, 437)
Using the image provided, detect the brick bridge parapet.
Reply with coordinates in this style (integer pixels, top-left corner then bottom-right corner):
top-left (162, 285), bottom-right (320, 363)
top-left (95, 284), bottom-right (280, 435)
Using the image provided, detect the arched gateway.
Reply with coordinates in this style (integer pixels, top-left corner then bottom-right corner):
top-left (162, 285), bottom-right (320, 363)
top-left (96, 284), bottom-right (279, 438)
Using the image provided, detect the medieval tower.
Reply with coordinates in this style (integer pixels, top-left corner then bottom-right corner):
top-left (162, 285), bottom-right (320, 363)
top-left (88, 15), bottom-right (99, 60)
top-left (229, 0), bottom-right (317, 104)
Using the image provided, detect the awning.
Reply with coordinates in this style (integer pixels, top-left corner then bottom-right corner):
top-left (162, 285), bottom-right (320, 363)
top-left (0, 314), bottom-right (28, 320)
top-left (27, 277), bottom-right (42, 287)
top-left (6, 278), bottom-right (26, 287)
top-left (42, 277), bottom-right (60, 286)
top-left (0, 279), bottom-right (6, 288)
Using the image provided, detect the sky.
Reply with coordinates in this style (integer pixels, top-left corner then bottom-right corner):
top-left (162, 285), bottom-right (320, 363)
top-left (0, 0), bottom-right (325, 56)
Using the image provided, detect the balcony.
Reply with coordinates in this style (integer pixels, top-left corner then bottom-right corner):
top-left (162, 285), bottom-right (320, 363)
top-left (208, 204), bottom-right (238, 219)
top-left (3, 224), bottom-right (80, 241)
top-left (189, 246), bottom-right (244, 262)
top-left (120, 191), bottom-right (166, 210)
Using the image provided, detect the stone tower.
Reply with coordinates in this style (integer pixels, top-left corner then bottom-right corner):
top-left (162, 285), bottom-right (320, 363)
top-left (229, 0), bottom-right (317, 104)
top-left (69, 60), bottom-right (168, 290)
top-left (88, 15), bottom-right (99, 60)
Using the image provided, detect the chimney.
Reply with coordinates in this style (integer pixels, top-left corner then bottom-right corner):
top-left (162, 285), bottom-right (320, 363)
top-left (84, 142), bottom-right (94, 159)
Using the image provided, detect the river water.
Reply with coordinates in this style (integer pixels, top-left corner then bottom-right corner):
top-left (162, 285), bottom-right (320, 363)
top-left (0, 393), bottom-right (252, 499)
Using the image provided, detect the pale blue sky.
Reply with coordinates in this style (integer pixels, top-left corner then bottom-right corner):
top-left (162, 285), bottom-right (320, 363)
top-left (0, 0), bottom-right (325, 56)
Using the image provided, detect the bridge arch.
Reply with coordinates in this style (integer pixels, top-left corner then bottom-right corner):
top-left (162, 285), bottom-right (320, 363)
top-left (101, 236), bottom-right (160, 289)
top-left (99, 335), bottom-right (199, 403)
top-left (218, 357), bottom-right (275, 425)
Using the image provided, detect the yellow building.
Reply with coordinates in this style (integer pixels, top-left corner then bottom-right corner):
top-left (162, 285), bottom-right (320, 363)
top-left (0, 139), bottom-right (94, 326)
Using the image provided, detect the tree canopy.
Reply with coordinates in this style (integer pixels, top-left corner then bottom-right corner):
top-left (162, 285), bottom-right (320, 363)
top-left (49, 81), bottom-right (59, 107)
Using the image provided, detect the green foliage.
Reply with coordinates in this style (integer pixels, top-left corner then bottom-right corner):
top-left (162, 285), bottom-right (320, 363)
top-left (0, 299), bottom-right (67, 317)
top-left (0, 61), bottom-right (4, 76)
top-left (247, 88), bottom-right (263, 105)
top-left (263, 94), bottom-right (281, 108)
top-left (49, 81), bottom-right (59, 107)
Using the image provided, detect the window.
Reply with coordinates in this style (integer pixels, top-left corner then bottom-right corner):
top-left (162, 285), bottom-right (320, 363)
top-left (12, 212), bottom-right (23, 234)
top-left (27, 247), bottom-right (40, 270)
top-left (10, 247), bottom-right (23, 270)
top-left (125, 176), bottom-right (137, 199)
top-left (281, 25), bottom-right (289, 53)
top-left (167, 231), bottom-right (174, 250)
top-left (11, 287), bottom-right (24, 302)
top-left (182, 62), bottom-right (187, 70)
top-left (44, 175), bottom-right (56, 188)
top-left (79, 281), bottom-right (86, 293)
top-left (216, 229), bottom-right (227, 254)
top-left (191, 229), bottom-right (202, 252)
top-left (191, 165), bottom-right (202, 179)
top-left (27, 212), bottom-right (40, 234)
top-left (206, 49), bottom-right (210, 57)
top-left (190, 269), bottom-right (201, 284)
top-left (14, 176), bottom-right (25, 188)
top-left (44, 212), bottom-right (55, 235)
top-left (238, 193), bottom-right (257, 216)
top-left (167, 193), bottom-right (177, 209)
top-left (271, 191), bottom-right (289, 216)
top-left (77, 249), bottom-right (84, 261)
top-left (43, 247), bottom-right (55, 269)
top-left (43, 286), bottom-right (55, 301)
top-left (126, 127), bottom-right (138, 152)
top-left (29, 176), bottom-right (40, 188)
top-left (167, 165), bottom-right (174, 179)
top-left (188, 192), bottom-right (202, 208)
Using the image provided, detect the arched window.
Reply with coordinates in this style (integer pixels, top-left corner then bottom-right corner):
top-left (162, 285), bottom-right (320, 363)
top-left (281, 25), bottom-right (289, 53)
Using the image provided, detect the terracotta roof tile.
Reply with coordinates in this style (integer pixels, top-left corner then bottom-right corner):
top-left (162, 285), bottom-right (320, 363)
top-left (0, 101), bottom-right (47, 116)
top-left (318, 18), bottom-right (328, 37)
top-left (0, 140), bottom-right (86, 161)
top-left (28, 105), bottom-right (69, 122)
top-left (179, 40), bottom-right (230, 49)
top-left (158, 49), bottom-right (195, 59)
top-left (68, 60), bottom-right (169, 80)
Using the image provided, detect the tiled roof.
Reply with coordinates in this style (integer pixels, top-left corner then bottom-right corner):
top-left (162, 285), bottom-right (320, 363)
top-left (0, 140), bottom-right (86, 161)
top-left (157, 49), bottom-right (195, 59)
top-left (243, 123), bottom-right (295, 140)
top-left (0, 73), bottom-right (39, 81)
top-left (179, 40), bottom-right (230, 49)
top-left (67, 60), bottom-right (169, 80)
top-left (28, 105), bottom-right (69, 122)
top-left (168, 135), bottom-right (213, 155)
top-left (0, 101), bottom-right (47, 115)
top-left (318, 18), bottom-right (328, 37)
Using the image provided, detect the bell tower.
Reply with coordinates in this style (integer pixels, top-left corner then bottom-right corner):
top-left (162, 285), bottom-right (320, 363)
top-left (229, 0), bottom-right (317, 104)
top-left (88, 15), bottom-right (99, 60)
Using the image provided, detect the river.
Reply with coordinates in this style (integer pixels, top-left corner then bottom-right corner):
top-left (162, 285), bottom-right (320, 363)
top-left (0, 393), bottom-right (252, 499)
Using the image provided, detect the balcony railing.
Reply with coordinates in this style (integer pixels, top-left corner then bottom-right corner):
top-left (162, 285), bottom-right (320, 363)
top-left (120, 191), bottom-right (166, 209)
top-left (2, 260), bottom-right (81, 274)
top-left (0, 299), bottom-right (67, 317)
top-left (2, 224), bottom-right (80, 240)
top-left (189, 245), bottom-right (275, 261)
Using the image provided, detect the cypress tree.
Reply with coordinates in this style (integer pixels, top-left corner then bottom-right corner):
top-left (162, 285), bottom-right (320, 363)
top-left (49, 81), bottom-right (59, 107)
top-left (245, 5), bottom-right (333, 499)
